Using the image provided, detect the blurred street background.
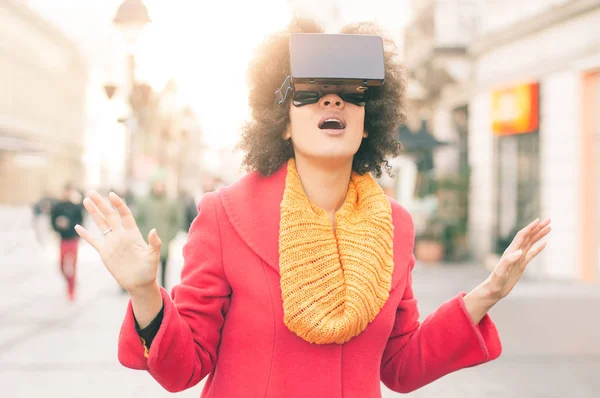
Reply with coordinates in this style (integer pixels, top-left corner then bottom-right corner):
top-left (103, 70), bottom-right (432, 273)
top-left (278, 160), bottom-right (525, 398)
top-left (1, 0), bottom-right (600, 397)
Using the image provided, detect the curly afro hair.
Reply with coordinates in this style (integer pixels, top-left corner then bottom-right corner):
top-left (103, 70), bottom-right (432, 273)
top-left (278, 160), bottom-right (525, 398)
top-left (237, 17), bottom-right (406, 178)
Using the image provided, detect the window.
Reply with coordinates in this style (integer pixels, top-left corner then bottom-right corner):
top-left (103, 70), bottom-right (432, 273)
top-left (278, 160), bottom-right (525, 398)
top-left (494, 132), bottom-right (540, 254)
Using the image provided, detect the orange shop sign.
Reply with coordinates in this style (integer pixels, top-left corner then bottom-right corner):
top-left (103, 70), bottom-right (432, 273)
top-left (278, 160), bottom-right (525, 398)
top-left (491, 82), bottom-right (539, 135)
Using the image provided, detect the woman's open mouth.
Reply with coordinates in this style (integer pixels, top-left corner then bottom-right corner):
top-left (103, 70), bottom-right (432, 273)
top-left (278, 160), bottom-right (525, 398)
top-left (319, 119), bottom-right (345, 129)
top-left (318, 116), bottom-right (346, 135)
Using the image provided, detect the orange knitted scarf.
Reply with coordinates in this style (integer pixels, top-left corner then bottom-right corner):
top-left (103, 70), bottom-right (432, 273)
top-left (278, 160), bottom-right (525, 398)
top-left (279, 159), bottom-right (394, 344)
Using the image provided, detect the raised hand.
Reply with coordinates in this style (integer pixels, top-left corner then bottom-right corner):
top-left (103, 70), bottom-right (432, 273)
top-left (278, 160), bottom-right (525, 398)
top-left (487, 218), bottom-right (551, 300)
top-left (74, 191), bottom-right (162, 295)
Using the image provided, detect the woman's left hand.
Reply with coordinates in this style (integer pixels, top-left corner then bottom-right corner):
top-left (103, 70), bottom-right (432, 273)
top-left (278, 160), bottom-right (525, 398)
top-left (487, 218), bottom-right (551, 301)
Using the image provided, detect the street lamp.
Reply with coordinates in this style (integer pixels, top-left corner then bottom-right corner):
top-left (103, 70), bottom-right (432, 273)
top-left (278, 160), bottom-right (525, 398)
top-left (112, 0), bottom-right (151, 193)
top-left (113, 0), bottom-right (151, 48)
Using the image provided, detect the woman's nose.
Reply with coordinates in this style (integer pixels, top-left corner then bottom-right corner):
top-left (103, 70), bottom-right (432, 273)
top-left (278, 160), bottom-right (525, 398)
top-left (319, 94), bottom-right (345, 109)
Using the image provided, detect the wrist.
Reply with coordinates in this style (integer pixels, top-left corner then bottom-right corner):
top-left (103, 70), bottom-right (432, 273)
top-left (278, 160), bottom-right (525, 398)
top-left (462, 281), bottom-right (500, 324)
top-left (477, 278), bottom-right (502, 304)
top-left (129, 282), bottom-right (163, 330)
top-left (128, 281), bottom-right (161, 302)
top-left (465, 280), bottom-right (500, 311)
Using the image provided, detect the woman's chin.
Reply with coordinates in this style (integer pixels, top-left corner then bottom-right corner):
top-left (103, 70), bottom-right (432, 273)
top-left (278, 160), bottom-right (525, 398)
top-left (300, 150), bottom-right (358, 165)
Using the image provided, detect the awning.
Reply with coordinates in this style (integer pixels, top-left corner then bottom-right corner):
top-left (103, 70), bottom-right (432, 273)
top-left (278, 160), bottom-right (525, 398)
top-left (397, 120), bottom-right (449, 152)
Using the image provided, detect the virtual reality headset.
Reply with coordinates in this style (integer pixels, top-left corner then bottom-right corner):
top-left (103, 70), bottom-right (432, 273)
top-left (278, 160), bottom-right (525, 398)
top-left (275, 33), bottom-right (385, 107)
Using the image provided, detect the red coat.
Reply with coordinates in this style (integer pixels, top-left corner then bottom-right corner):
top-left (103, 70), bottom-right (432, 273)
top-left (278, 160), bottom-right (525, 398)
top-left (117, 163), bottom-right (502, 397)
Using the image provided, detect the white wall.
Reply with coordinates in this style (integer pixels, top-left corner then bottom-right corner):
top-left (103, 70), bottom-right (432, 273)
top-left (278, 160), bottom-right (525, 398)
top-left (539, 70), bottom-right (581, 279)
top-left (467, 93), bottom-right (495, 260)
top-left (474, 7), bottom-right (600, 89)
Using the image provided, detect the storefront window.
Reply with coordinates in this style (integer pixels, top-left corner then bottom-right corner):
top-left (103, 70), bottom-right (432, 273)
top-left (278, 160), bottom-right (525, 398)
top-left (494, 132), bottom-right (540, 254)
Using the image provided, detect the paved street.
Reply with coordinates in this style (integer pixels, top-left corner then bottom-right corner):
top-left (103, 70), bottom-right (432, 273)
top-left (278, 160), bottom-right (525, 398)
top-left (1, 208), bottom-right (599, 397)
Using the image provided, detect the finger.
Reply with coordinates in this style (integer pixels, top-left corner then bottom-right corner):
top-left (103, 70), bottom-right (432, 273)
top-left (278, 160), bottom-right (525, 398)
top-left (522, 220), bottom-right (551, 253)
top-left (523, 218), bottom-right (541, 240)
top-left (537, 218), bottom-right (551, 230)
top-left (527, 224), bottom-right (551, 250)
top-left (525, 218), bottom-right (551, 244)
top-left (109, 192), bottom-right (137, 230)
top-left (148, 228), bottom-right (162, 251)
top-left (88, 190), bottom-right (121, 229)
top-left (524, 217), bottom-right (541, 231)
top-left (525, 241), bottom-right (547, 264)
top-left (74, 224), bottom-right (101, 251)
top-left (508, 218), bottom-right (540, 252)
top-left (82, 197), bottom-right (110, 232)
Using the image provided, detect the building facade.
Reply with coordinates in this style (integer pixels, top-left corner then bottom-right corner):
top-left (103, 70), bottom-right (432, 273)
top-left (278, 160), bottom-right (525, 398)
top-left (403, 0), bottom-right (600, 282)
top-left (0, 0), bottom-right (87, 205)
top-left (469, 0), bottom-right (600, 281)
top-left (401, 0), bottom-right (479, 260)
top-left (404, 0), bottom-right (478, 175)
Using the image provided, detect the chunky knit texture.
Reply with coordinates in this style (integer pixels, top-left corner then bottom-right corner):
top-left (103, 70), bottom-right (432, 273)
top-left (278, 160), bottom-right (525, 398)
top-left (279, 159), bottom-right (394, 344)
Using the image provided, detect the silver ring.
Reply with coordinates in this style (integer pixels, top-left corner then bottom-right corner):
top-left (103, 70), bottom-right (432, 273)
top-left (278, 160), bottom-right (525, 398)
top-left (102, 227), bottom-right (113, 236)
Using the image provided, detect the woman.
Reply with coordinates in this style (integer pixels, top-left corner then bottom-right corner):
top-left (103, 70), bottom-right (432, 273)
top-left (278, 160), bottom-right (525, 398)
top-left (74, 18), bottom-right (550, 397)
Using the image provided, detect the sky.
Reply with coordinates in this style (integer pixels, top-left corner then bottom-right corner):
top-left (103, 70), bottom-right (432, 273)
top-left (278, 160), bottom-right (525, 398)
top-left (26, 0), bottom-right (411, 152)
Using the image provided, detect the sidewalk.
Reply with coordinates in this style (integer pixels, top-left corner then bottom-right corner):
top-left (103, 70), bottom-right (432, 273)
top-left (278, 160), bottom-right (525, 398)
top-left (0, 228), bottom-right (204, 398)
top-left (411, 261), bottom-right (600, 357)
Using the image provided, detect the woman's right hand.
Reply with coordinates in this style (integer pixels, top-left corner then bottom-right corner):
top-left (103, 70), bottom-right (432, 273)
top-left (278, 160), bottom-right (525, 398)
top-left (74, 191), bottom-right (162, 295)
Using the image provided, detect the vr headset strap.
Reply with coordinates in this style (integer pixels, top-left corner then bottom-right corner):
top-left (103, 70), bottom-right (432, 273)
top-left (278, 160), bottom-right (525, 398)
top-left (274, 76), bottom-right (293, 105)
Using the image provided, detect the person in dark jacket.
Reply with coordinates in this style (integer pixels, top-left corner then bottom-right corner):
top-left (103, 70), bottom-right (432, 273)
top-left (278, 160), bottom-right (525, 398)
top-left (50, 182), bottom-right (84, 301)
top-left (178, 189), bottom-right (198, 233)
top-left (135, 175), bottom-right (184, 288)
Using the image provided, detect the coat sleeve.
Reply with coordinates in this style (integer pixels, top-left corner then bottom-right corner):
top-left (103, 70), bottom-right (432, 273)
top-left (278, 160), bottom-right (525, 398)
top-left (117, 192), bottom-right (232, 393)
top-left (380, 221), bottom-right (502, 393)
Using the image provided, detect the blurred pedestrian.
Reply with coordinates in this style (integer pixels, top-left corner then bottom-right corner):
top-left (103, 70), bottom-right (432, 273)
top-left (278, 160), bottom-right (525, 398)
top-left (74, 18), bottom-right (551, 398)
top-left (134, 174), bottom-right (184, 288)
top-left (50, 182), bottom-right (83, 301)
top-left (178, 189), bottom-right (197, 233)
top-left (123, 188), bottom-right (137, 213)
top-left (32, 191), bottom-right (56, 249)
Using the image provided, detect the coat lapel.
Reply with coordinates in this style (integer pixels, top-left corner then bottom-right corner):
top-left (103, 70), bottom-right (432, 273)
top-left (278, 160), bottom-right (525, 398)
top-left (218, 163), bottom-right (288, 274)
top-left (218, 161), bottom-right (410, 292)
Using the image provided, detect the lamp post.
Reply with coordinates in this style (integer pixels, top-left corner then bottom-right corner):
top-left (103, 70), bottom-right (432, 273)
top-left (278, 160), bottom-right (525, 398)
top-left (112, 0), bottom-right (150, 193)
top-left (113, 0), bottom-right (151, 48)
